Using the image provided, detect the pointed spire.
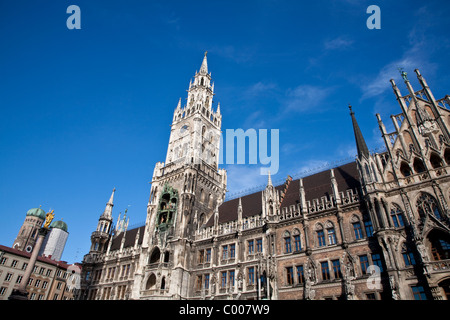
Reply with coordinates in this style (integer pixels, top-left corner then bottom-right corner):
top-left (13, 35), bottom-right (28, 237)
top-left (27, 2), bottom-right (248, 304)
top-left (108, 188), bottom-right (115, 205)
top-left (102, 188), bottom-right (115, 220)
top-left (199, 51), bottom-right (208, 74)
top-left (176, 98), bottom-right (182, 109)
top-left (349, 105), bottom-right (370, 160)
top-left (267, 170), bottom-right (272, 187)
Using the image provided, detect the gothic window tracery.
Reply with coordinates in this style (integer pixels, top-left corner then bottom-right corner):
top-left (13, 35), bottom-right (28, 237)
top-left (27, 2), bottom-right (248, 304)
top-left (416, 192), bottom-right (443, 221)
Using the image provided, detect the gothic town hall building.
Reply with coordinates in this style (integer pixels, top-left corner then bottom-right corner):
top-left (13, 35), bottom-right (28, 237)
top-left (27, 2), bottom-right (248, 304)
top-left (77, 54), bottom-right (450, 300)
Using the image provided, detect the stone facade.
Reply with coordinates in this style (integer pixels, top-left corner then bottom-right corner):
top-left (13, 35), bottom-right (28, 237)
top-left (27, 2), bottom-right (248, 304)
top-left (77, 55), bottom-right (450, 300)
top-left (0, 245), bottom-right (77, 300)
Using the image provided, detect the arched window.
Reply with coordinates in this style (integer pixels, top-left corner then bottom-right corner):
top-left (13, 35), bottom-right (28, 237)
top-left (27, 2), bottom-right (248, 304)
top-left (200, 189), bottom-right (205, 202)
top-left (161, 276), bottom-right (166, 290)
top-left (208, 193), bottom-right (213, 208)
top-left (149, 247), bottom-right (161, 264)
top-left (284, 231), bottom-right (292, 253)
top-left (390, 204), bottom-right (405, 228)
top-left (400, 162), bottom-right (412, 177)
top-left (164, 251), bottom-right (170, 263)
top-left (444, 149), bottom-right (450, 165)
top-left (146, 274), bottom-right (156, 290)
top-left (413, 158), bottom-right (426, 173)
top-left (293, 229), bottom-right (301, 251)
top-left (326, 223), bottom-right (337, 245)
top-left (430, 153), bottom-right (443, 169)
top-left (416, 193), bottom-right (443, 221)
top-left (364, 164), bottom-right (372, 182)
top-left (198, 213), bottom-right (205, 229)
top-left (352, 220), bottom-right (364, 240)
top-left (316, 224), bottom-right (325, 247)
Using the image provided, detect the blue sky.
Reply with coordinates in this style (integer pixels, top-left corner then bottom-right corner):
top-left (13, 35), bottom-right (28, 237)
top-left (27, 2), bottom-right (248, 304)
top-left (1, 0), bottom-right (449, 264)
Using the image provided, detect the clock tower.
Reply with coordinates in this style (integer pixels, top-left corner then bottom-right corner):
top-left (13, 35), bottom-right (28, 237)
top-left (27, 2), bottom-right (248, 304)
top-left (132, 53), bottom-right (227, 299)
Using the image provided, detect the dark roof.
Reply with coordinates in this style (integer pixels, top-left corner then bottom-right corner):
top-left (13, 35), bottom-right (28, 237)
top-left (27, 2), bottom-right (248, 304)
top-left (0, 244), bottom-right (73, 269)
top-left (109, 225), bottom-right (145, 251)
top-left (206, 161), bottom-right (360, 226)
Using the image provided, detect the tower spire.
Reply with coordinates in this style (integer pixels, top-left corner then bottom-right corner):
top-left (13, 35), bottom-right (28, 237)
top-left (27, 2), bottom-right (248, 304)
top-left (199, 51), bottom-right (208, 74)
top-left (102, 188), bottom-right (115, 219)
top-left (349, 105), bottom-right (370, 160)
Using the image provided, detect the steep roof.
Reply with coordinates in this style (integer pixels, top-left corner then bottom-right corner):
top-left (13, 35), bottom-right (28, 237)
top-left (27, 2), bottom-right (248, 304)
top-left (109, 225), bottom-right (145, 251)
top-left (206, 161), bottom-right (360, 227)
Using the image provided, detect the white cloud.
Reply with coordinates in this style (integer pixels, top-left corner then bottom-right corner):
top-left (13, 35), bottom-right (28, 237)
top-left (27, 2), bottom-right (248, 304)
top-left (285, 85), bottom-right (334, 113)
top-left (244, 82), bottom-right (277, 98)
top-left (324, 36), bottom-right (354, 51)
top-left (224, 165), bottom-right (268, 195)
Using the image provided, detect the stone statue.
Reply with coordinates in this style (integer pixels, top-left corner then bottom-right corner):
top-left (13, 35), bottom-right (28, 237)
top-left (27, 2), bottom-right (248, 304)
top-left (43, 210), bottom-right (55, 229)
top-left (398, 68), bottom-right (408, 81)
top-left (389, 275), bottom-right (400, 300)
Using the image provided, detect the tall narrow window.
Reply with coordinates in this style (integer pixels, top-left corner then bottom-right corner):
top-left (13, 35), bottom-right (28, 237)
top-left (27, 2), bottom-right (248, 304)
top-left (286, 267), bottom-right (294, 285)
top-left (359, 255), bottom-right (369, 275)
top-left (327, 228), bottom-right (337, 245)
top-left (390, 204), bottom-right (405, 228)
top-left (221, 271), bottom-right (227, 288)
top-left (294, 234), bottom-right (301, 251)
top-left (353, 222), bottom-right (364, 240)
top-left (248, 267), bottom-right (255, 285)
top-left (317, 230), bottom-right (326, 247)
top-left (204, 274), bottom-right (210, 289)
top-left (364, 220), bottom-right (374, 237)
top-left (285, 236), bottom-right (292, 253)
top-left (402, 245), bottom-right (416, 266)
top-left (256, 238), bottom-right (263, 253)
top-left (229, 270), bottom-right (235, 286)
top-left (371, 253), bottom-right (384, 272)
top-left (248, 240), bottom-right (254, 254)
top-left (230, 244), bottom-right (236, 258)
top-left (198, 250), bottom-right (205, 264)
top-left (296, 265), bottom-right (304, 284)
top-left (321, 261), bottom-right (330, 280)
top-left (332, 259), bottom-right (342, 279)
top-left (222, 245), bottom-right (228, 260)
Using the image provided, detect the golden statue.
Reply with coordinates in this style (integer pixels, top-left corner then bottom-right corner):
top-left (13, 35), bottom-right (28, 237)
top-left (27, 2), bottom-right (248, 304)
top-left (44, 210), bottom-right (55, 229)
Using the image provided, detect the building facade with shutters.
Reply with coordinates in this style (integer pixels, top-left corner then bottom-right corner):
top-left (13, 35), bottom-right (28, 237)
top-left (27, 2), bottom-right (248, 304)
top-left (77, 54), bottom-right (450, 300)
